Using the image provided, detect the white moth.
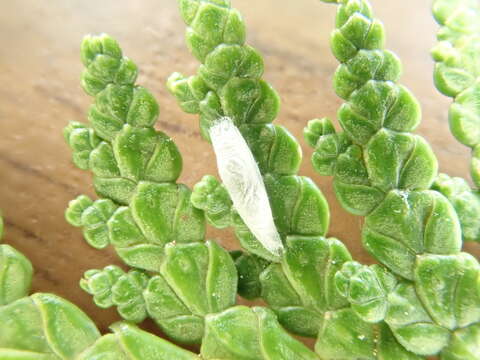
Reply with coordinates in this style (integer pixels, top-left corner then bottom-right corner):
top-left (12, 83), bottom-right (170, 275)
top-left (209, 117), bottom-right (284, 257)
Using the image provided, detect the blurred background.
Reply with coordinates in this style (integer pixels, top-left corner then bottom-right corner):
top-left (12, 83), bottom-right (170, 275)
top-left (0, 0), bottom-right (477, 348)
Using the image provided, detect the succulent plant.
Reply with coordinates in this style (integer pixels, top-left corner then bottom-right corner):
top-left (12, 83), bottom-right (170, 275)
top-left (307, 0), bottom-right (480, 358)
top-left (2, 0), bottom-right (480, 358)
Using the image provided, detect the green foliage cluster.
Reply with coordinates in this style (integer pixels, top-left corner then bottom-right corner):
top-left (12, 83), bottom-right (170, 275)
top-left (0, 213), bottom-right (203, 359)
top-left (168, 0), bottom-right (330, 262)
top-left (430, 0), bottom-right (480, 243)
top-left (64, 34), bottom-right (205, 273)
top-left (0, 0), bottom-right (479, 359)
top-left (169, 0), bottom-right (431, 358)
top-left (307, 0), bottom-right (480, 358)
top-left (62, 27), bottom-right (316, 359)
top-left (0, 218), bottom-right (315, 359)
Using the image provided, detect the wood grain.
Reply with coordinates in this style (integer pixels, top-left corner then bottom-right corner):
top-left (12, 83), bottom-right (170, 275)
top-left (0, 0), bottom-right (478, 352)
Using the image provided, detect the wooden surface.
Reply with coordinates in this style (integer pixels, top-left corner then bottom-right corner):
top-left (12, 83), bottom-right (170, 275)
top-left (1, 0), bottom-right (478, 350)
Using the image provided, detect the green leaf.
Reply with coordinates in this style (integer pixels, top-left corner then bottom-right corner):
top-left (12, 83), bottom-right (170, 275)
top-left (333, 145), bottom-right (385, 215)
top-left (147, 241), bottom-right (236, 344)
top-left (0, 294), bottom-right (100, 359)
top-left (315, 308), bottom-right (378, 360)
top-left (414, 253), bottom-right (480, 329)
top-left (335, 262), bottom-right (396, 323)
top-left (365, 130), bottom-right (437, 192)
top-left (144, 275), bottom-right (204, 344)
top-left (67, 191), bottom-right (204, 272)
top-left (191, 175), bottom-right (233, 228)
top-left (260, 236), bottom-right (351, 337)
top-left (80, 265), bottom-right (125, 308)
top-left (363, 190), bottom-right (461, 280)
top-left (264, 175), bottom-right (330, 237)
top-left (232, 251), bottom-right (269, 300)
top-left (126, 87), bottom-right (159, 127)
top-left (0, 245), bottom-right (33, 306)
top-left (131, 183), bottom-right (205, 246)
top-left (334, 50), bottom-right (401, 99)
top-left (242, 124), bottom-right (302, 175)
top-left (160, 241), bottom-right (237, 316)
top-left (221, 78), bottom-right (280, 125)
top-left (385, 282), bottom-right (450, 356)
top-left (78, 322), bottom-right (199, 360)
top-left (80, 34), bottom-right (137, 96)
top-left (113, 125), bottom-right (182, 183)
top-left (201, 306), bottom-right (317, 359)
top-left (199, 44), bottom-right (263, 91)
top-left (112, 271), bottom-right (149, 323)
top-left (0, 297), bottom-right (55, 357)
top-left (441, 323), bottom-right (480, 360)
top-left (432, 173), bottom-right (480, 242)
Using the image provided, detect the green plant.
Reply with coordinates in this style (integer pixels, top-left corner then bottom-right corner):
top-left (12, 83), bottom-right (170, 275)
top-left (168, 0), bottom-right (343, 335)
top-left (63, 31), bottom-right (318, 359)
top-left (64, 39), bottom-right (205, 269)
top-left (167, 0), bottom-right (330, 262)
top-left (306, 0), bottom-right (480, 358)
top-left (430, 0), bottom-right (480, 243)
top-left (168, 1), bottom-right (426, 359)
top-left (0, 212), bottom-right (210, 359)
top-left (1, 0), bottom-right (480, 359)
top-left (0, 241), bottom-right (315, 360)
